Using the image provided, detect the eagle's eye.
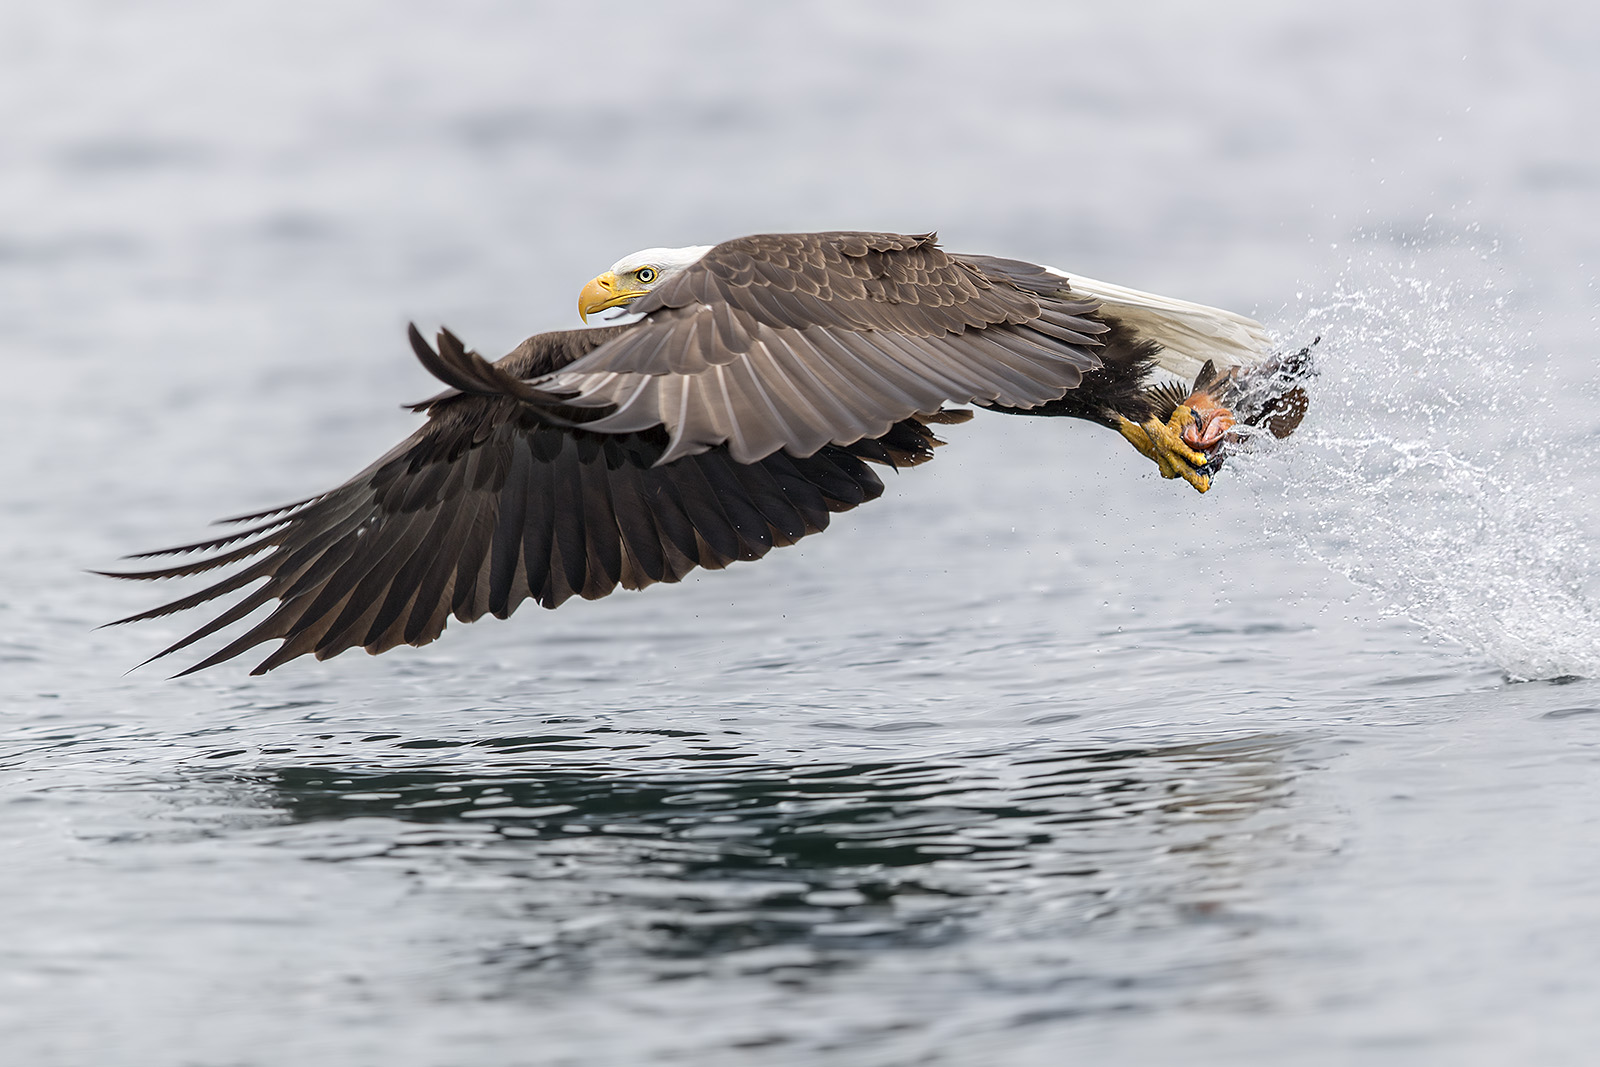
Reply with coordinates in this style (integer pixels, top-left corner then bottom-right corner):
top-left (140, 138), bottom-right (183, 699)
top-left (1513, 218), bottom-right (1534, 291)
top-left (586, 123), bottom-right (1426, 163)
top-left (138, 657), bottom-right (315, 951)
top-left (636, 267), bottom-right (658, 284)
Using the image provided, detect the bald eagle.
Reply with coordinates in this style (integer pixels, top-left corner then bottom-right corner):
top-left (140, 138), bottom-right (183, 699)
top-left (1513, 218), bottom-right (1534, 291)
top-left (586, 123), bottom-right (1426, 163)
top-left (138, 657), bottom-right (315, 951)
top-left (106, 231), bottom-right (1309, 674)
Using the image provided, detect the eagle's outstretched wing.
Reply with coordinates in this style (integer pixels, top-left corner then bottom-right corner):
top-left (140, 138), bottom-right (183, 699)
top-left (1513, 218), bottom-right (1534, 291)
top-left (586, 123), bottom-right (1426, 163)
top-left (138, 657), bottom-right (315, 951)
top-left (540, 232), bottom-right (1109, 464)
top-left (105, 326), bottom-right (967, 675)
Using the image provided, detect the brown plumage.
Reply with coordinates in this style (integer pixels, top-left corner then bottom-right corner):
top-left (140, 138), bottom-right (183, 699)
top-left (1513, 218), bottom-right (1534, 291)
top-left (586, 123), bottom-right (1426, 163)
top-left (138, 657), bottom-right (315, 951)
top-left (104, 231), bottom-right (1301, 674)
top-left (548, 232), bottom-right (1108, 464)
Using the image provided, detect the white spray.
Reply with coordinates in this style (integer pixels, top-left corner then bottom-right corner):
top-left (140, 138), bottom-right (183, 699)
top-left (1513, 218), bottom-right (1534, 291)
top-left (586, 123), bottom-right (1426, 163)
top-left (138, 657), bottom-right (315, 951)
top-left (1233, 235), bottom-right (1600, 681)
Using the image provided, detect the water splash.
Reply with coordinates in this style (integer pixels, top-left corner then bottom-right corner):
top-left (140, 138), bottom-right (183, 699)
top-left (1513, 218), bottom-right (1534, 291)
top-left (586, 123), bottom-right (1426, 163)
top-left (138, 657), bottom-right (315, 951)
top-left (1234, 239), bottom-right (1600, 681)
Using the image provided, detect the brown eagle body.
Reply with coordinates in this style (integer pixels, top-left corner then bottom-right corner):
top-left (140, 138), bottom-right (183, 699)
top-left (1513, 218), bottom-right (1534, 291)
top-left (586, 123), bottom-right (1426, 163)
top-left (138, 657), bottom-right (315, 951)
top-left (106, 231), bottom-right (1309, 674)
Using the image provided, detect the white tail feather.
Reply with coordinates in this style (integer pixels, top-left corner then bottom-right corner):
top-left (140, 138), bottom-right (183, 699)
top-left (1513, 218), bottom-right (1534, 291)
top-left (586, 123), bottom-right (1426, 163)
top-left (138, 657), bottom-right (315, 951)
top-left (1045, 268), bottom-right (1275, 382)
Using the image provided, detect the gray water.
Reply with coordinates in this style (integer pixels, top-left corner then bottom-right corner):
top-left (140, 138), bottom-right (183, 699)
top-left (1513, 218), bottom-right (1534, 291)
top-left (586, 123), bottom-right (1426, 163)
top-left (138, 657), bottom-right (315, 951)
top-left (6, 3), bottom-right (1600, 1064)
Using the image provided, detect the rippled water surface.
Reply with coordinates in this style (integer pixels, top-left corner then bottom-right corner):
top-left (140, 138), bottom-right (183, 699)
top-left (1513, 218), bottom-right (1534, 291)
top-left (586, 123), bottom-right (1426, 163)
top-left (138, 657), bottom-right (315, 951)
top-left (6, 3), bottom-right (1600, 1064)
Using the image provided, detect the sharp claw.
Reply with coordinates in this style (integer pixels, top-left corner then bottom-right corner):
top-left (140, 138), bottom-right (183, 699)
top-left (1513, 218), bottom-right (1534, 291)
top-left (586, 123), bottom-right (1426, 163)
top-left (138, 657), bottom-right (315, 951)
top-left (1167, 392), bottom-right (1235, 491)
top-left (1116, 411), bottom-right (1218, 493)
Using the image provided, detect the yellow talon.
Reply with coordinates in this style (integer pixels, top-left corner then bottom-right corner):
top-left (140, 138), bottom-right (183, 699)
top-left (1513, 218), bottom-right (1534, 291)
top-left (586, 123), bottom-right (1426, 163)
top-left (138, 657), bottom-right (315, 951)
top-left (1116, 407), bottom-right (1213, 493)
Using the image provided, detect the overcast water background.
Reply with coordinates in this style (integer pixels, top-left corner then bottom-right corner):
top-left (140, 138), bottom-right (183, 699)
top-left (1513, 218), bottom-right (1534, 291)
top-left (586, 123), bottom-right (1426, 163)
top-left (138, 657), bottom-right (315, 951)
top-left (6, 2), bottom-right (1600, 1065)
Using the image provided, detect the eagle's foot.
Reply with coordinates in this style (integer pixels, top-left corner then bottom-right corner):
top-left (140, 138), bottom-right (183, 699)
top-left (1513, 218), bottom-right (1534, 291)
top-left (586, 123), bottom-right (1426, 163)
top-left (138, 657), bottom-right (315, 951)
top-left (1116, 391), bottom-right (1236, 494)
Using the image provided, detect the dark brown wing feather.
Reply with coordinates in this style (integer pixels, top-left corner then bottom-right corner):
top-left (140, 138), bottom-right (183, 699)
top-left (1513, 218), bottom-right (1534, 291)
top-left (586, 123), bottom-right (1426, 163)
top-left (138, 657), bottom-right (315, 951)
top-left (539, 232), bottom-right (1110, 464)
top-left (104, 329), bottom-right (963, 675)
top-left (399, 322), bottom-right (631, 414)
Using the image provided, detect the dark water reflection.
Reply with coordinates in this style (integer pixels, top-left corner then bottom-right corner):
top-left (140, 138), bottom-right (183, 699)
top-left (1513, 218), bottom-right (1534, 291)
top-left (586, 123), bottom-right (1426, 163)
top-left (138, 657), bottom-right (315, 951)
top-left (251, 733), bottom-right (1301, 995)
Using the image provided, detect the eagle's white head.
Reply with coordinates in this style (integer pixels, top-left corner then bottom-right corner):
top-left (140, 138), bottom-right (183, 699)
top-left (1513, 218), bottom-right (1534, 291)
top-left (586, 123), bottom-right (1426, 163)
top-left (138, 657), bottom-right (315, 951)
top-left (578, 244), bottom-right (714, 322)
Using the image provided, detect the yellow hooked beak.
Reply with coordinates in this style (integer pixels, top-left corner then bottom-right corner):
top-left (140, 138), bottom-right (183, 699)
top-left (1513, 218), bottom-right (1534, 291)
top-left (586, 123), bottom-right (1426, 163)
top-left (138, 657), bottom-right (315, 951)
top-left (578, 271), bottom-right (648, 322)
